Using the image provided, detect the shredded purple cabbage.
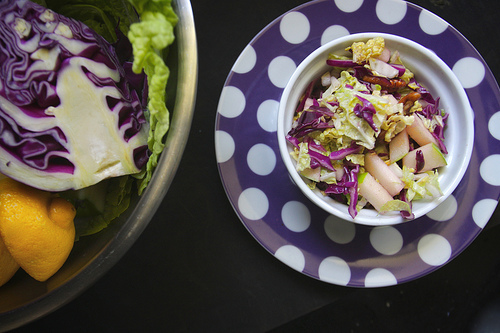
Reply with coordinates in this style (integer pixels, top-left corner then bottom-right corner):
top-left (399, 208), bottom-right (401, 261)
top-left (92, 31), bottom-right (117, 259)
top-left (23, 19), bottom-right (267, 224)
top-left (323, 163), bottom-right (359, 218)
top-left (307, 104), bottom-right (336, 116)
top-left (419, 97), bottom-right (440, 119)
top-left (389, 63), bottom-right (406, 77)
top-left (286, 110), bottom-right (335, 139)
top-left (329, 142), bottom-right (363, 160)
top-left (415, 150), bottom-right (425, 172)
top-left (352, 65), bottom-right (371, 80)
top-left (399, 190), bottom-right (414, 219)
top-left (295, 80), bottom-right (315, 114)
top-left (307, 149), bottom-right (335, 171)
top-left (305, 136), bottom-right (327, 153)
top-left (353, 95), bottom-right (378, 131)
top-left (326, 59), bottom-right (358, 68)
top-left (286, 135), bottom-right (300, 149)
top-left (411, 80), bottom-right (437, 105)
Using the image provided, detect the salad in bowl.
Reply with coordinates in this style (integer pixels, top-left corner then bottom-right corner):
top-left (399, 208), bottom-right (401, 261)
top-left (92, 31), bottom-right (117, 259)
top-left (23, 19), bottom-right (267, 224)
top-left (277, 33), bottom-right (474, 226)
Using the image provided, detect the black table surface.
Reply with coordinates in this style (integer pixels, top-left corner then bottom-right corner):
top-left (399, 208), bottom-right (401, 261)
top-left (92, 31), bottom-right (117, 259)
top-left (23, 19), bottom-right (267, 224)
top-left (12, 0), bottom-right (500, 332)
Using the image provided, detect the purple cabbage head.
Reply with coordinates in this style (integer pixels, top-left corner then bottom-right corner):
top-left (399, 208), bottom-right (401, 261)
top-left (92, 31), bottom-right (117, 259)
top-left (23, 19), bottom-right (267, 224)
top-left (0, 0), bottom-right (149, 191)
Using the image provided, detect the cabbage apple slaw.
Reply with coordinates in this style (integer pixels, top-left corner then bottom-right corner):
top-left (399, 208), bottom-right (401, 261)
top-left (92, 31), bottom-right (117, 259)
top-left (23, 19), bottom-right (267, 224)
top-left (286, 37), bottom-right (448, 219)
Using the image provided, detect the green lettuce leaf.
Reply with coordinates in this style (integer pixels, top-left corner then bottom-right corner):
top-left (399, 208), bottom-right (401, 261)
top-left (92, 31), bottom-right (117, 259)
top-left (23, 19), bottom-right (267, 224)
top-left (127, 0), bottom-right (178, 194)
top-left (64, 176), bottom-right (133, 239)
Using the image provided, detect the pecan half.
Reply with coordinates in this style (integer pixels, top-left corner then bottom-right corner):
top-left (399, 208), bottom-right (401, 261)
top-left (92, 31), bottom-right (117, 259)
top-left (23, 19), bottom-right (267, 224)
top-left (362, 76), bottom-right (407, 92)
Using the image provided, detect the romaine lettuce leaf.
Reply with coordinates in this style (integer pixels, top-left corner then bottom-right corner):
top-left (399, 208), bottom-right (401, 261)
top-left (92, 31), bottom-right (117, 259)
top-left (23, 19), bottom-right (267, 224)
top-left (127, 0), bottom-right (178, 194)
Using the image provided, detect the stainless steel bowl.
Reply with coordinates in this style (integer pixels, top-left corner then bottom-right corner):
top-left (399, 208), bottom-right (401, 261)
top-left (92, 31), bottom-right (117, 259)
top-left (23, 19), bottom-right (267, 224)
top-left (0, 0), bottom-right (197, 330)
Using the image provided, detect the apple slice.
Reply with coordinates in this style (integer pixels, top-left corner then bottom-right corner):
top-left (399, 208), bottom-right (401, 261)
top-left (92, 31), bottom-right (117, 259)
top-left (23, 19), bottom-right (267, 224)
top-left (402, 143), bottom-right (447, 173)
top-left (406, 115), bottom-right (438, 147)
top-left (358, 172), bottom-right (394, 212)
top-left (369, 58), bottom-right (399, 78)
top-left (388, 162), bottom-right (403, 178)
top-left (377, 47), bottom-right (391, 62)
top-left (364, 152), bottom-right (404, 196)
top-left (389, 128), bottom-right (410, 163)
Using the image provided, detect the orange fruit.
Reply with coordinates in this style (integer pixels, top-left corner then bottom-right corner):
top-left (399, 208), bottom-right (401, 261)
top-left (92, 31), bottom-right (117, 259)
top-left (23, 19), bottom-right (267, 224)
top-left (0, 235), bottom-right (19, 287)
top-left (0, 178), bottom-right (76, 282)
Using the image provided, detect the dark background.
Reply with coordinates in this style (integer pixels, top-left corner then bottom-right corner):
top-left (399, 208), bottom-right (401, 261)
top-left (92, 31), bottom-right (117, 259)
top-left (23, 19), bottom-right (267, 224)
top-left (12, 0), bottom-right (500, 332)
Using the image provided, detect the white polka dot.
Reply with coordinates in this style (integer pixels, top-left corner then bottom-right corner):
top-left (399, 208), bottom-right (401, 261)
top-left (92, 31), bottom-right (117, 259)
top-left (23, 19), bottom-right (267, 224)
top-left (364, 268), bottom-right (398, 287)
top-left (257, 99), bottom-right (279, 132)
top-left (426, 195), bottom-right (458, 221)
top-left (334, 0), bottom-right (363, 13)
top-left (275, 245), bottom-right (306, 272)
top-left (488, 111), bottom-right (500, 141)
top-left (452, 57), bottom-right (486, 89)
top-left (215, 130), bottom-right (235, 163)
top-left (472, 199), bottom-right (498, 228)
top-left (320, 25), bottom-right (350, 45)
top-left (369, 226), bottom-right (403, 255)
top-left (217, 86), bottom-right (246, 118)
top-left (238, 188), bottom-right (269, 220)
top-left (280, 11), bottom-right (310, 44)
top-left (281, 201), bottom-right (311, 232)
top-left (418, 9), bottom-right (448, 35)
top-left (376, 0), bottom-right (407, 25)
top-left (480, 155), bottom-right (500, 186)
top-left (247, 144), bottom-right (276, 176)
top-left (418, 234), bottom-right (452, 266)
top-left (318, 256), bottom-right (351, 285)
top-left (233, 45), bottom-right (257, 74)
top-left (268, 56), bottom-right (297, 89)
top-left (324, 215), bottom-right (356, 244)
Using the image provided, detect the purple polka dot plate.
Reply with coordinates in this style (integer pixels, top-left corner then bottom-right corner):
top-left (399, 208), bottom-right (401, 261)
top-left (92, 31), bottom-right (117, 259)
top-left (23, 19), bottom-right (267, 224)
top-left (215, 0), bottom-right (500, 287)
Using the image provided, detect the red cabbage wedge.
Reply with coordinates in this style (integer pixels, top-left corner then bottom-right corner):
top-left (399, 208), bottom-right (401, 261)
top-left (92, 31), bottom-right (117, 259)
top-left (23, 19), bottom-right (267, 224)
top-left (0, 0), bottom-right (149, 191)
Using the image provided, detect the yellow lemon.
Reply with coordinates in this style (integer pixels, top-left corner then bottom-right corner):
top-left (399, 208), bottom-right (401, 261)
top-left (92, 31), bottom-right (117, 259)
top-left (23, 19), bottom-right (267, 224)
top-left (0, 235), bottom-right (19, 287)
top-left (0, 178), bottom-right (76, 282)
